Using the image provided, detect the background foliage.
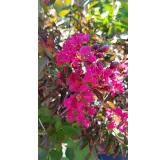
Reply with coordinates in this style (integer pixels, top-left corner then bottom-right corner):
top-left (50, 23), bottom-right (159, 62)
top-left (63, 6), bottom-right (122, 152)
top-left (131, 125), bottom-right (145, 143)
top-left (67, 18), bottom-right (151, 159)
top-left (38, 0), bottom-right (128, 159)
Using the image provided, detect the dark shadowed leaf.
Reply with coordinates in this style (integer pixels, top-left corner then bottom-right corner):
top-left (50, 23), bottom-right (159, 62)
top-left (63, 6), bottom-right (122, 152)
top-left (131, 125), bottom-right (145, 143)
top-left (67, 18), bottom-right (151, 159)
top-left (62, 125), bottom-right (81, 139)
top-left (38, 147), bottom-right (47, 160)
top-left (54, 129), bottom-right (65, 143)
top-left (74, 145), bottom-right (93, 160)
top-left (39, 57), bottom-right (47, 74)
top-left (93, 89), bottom-right (103, 101)
top-left (53, 115), bottom-right (62, 131)
top-left (66, 148), bottom-right (74, 160)
top-left (47, 126), bottom-right (56, 136)
top-left (49, 149), bottom-right (62, 160)
top-left (48, 0), bottom-right (56, 6)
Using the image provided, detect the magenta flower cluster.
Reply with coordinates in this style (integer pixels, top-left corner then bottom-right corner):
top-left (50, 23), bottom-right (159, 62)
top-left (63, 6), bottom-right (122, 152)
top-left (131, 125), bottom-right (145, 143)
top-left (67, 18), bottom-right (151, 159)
top-left (55, 33), bottom-right (128, 131)
top-left (106, 107), bottom-right (128, 133)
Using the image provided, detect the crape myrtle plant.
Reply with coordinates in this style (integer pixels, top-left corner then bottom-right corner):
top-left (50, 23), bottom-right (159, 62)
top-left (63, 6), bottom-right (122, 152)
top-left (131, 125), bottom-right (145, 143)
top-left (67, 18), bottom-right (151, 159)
top-left (38, 0), bottom-right (128, 160)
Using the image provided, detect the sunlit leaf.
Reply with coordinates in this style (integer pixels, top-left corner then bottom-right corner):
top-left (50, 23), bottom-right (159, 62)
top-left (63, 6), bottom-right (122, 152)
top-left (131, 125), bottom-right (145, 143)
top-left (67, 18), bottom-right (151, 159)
top-left (97, 113), bottom-right (105, 120)
top-left (55, 0), bottom-right (63, 6)
top-left (106, 101), bottom-right (115, 109)
top-left (89, 1), bottom-right (99, 9)
top-left (59, 10), bottom-right (70, 17)
top-left (64, 0), bottom-right (72, 6)
top-left (54, 0), bottom-right (64, 13)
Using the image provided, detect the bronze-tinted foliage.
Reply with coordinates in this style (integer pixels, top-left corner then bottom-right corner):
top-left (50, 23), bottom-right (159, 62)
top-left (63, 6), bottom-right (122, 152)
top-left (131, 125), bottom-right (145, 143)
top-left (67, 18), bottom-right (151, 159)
top-left (38, 0), bottom-right (128, 160)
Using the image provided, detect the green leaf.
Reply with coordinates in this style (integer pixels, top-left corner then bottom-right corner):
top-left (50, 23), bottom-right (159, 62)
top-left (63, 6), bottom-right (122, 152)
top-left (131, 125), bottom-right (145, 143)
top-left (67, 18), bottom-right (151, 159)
top-left (64, 0), bottom-right (72, 6)
top-left (40, 2), bottom-right (48, 13)
top-left (89, 1), bottom-right (99, 9)
top-left (59, 10), bottom-right (71, 17)
top-left (61, 158), bottom-right (69, 160)
top-left (38, 42), bottom-right (44, 56)
top-left (66, 148), bottom-right (74, 160)
top-left (74, 145), bottom-right (90, 160)
top-left (62, 125), bottom-right (81, 139)
top-left (38, 57), bottom-right (46, 74)
top-left (38, 147), bottom-right (47, 160)
top-left (49, 149), bottom-right (62, 160)
top-left (54, 0), bottom-right (64, 13)
top-left (38, 72), bottom-right (44, 80)
top-left (103, 4), bottom-right (114, 11)
top-left (39, 107), bottom-right (51, 117)
top-left (64, 138), bottom-right (80, 149)
top-left (48, 0), bottom-right (56, 6)
top-left (39, 107), bottom-right (53, 123)
top-left (53, 115), bottom-right (62, 131)
top-left (47, 126), bottom-right (56, 136)
top-left (45, 50), bottom-right (54, 60)
top-left (54, 129), bottom-right (65, 143)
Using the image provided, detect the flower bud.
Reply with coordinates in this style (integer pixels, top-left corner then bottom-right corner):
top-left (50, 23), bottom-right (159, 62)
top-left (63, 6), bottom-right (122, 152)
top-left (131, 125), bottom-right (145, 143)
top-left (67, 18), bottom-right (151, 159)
top-left (63, 66), bottom-right (68, 73)
top-left (96, 53), bottom-right (104, 58)
top-left (98, 45), bottom-right (109, 52)
top-left (110, 61), bottom-right (119, 69)
top-left (104, 86), bottom-right (112, 92)
top-left (93, 43), bottom-right (99, 50)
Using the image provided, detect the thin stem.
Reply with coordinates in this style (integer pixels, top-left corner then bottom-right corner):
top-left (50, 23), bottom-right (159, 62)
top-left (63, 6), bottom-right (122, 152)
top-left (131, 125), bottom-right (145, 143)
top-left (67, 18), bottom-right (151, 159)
top-left (104, 92), bottom-right (110, 101)
top-left (39, 118), bottom-right (47, 134)
top-left (38, 133), bottom-right (47, 135)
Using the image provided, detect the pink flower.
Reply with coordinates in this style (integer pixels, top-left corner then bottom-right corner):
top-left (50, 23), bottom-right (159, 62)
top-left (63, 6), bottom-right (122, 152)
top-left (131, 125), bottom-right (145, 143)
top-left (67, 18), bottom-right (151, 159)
top-left (82, 118), bottom-right (91, 128)
top-left (113, 107), bottom-right (123, 116)
top-left (56, 33), bottom-right (128, 129)
top-left (107, 122), bottom-right (116, 130)
top-left (68, 73), bottom-right (89, 92)
top-left (56, 49), bottom-right (75, 66)
top-left (63, 90), bottom-right (94, 128)
top-left (87, 107), bottom-right (96, 116)
top-left (64, 94), bottom-right (85, 110)
top-left (84, 64), bottom-right (104, 87)
top-left (82, 91), bottom-right (94, 103)
top-left (79, 46), bottom-right (96, 63)
top-left (64, 94), bottom-right (75, 109)
top-left (55, 33), bottom-right (90, 66)
top-left (76, 110), bottom-right (85, 122)
top-left (121, 112), bottom-right (128, 120)
top-left (76, 111), bottom-right (91, 128)
top-left (118, 60), bottom-right (128, 76)
top-left (119, 122), bottom-right (128, 133)
top-left (106, 109), bottom-right (112, 118)
top-left (71, 57), bottom-right (82, 68)
top-left (67, 111), bottom-right (75, 122)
